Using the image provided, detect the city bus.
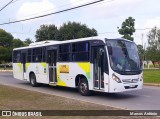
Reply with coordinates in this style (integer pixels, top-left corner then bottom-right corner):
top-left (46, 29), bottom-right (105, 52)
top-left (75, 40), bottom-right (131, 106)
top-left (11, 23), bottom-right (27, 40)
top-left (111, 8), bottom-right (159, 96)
top-left (12, 37), bottom-right (143, 96)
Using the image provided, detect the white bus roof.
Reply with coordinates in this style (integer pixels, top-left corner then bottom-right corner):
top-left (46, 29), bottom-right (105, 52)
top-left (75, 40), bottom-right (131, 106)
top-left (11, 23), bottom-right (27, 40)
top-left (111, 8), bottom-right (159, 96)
top-left (13, 36), bottom-right (133, 50)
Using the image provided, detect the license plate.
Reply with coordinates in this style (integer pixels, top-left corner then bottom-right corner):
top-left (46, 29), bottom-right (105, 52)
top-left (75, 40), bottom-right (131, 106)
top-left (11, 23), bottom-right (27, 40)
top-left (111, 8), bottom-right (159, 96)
top-left (130, 85), bottom-right (135, 88)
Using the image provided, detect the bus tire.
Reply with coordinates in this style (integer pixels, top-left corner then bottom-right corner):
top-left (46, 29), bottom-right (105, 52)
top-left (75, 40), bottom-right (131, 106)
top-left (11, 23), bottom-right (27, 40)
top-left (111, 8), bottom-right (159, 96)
top-left (30, 73), bottom-right (38, 87)
top-left (78, 78), bottom-right (91, 96)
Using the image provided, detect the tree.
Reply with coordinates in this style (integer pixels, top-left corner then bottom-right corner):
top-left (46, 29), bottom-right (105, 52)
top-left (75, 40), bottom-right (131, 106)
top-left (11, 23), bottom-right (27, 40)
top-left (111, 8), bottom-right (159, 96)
top-left (146, 27), bottom-right (160, 67)
top-left (0, 29), bottom-right (14, 63)
top-left (35, 22), bottom-right (98, 42)
top-left (0, 29), bottom-right (13, 47)
top-left (147, 27), bottom-right (160, 49)
top-left (137, 45), bottom-right (144, 60)
top-left (35, 24), bottom-right (58, 42)
top-left (57, 22), bottom-right (97, 40)
top-left (24, 38), bottom-right (33, 46)
top-left (146, 47), bottom-right (160, 67)
top-left (0, 46), bottom-right (12, 63)
top-left (118, 17), bottom-right (135, 41)
top-left (0, 28), bottom-right (28, 63)
top-left (12, 39), bottom-right (25, 48)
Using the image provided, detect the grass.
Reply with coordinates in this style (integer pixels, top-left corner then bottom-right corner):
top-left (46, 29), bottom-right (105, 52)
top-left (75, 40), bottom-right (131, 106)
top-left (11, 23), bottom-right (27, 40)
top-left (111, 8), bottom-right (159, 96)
top-left (143, 69), bottom-right (160, 83)
top-left (0, 85), bottom-right (152, 119)
top-left (0, 85), bottom-right (110, 111)
top-left (144, 65), bottom-right (155, 68)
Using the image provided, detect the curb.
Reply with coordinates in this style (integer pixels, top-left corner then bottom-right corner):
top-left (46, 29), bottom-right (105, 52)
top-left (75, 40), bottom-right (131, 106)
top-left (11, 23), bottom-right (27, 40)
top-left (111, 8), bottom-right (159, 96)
top-left (0, 70), bottom-right (13, 72)
top-left (144, 83), bottom-right (160, 87)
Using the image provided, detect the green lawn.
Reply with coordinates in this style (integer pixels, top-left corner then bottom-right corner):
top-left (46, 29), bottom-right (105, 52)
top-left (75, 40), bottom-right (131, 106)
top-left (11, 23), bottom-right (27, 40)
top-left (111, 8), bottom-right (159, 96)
top-left (144, 65), bottom-right (156, 68)
top-left (143, 69), bottom-right (160, 83)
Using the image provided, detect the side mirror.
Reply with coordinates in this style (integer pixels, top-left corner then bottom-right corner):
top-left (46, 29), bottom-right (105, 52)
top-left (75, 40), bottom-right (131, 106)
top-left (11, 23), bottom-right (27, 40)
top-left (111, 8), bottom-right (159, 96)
top-left (108, 46), bottom-right (112, 55)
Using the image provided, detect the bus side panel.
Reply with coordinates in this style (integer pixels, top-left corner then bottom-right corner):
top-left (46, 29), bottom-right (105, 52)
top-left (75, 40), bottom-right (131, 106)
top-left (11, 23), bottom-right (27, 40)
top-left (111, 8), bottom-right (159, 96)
top-left (13, 63), bottom-right (23, 80)
top-left (37, 62), bottom-right (48, 84)
top-left (25, 62), bottom-right (49, 84)
top-left (57, 62), bottom-right (92, 89)
top-left (76, 62), bottom-right (92, 90)
top-left (57, 63), bottom-right (74, 87)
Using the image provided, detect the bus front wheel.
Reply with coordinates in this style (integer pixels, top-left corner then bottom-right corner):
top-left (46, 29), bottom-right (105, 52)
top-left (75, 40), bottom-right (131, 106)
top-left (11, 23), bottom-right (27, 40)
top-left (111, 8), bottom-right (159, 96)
top-left (30, 73), bottom-right (38, 87)
top-left (78, 78), bottom-right (91, 96)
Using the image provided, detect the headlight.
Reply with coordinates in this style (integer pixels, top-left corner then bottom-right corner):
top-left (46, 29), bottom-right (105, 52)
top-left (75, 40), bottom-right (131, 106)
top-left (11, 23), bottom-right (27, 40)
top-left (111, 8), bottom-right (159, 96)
top-left (112, 73), bottom-right (121, 83)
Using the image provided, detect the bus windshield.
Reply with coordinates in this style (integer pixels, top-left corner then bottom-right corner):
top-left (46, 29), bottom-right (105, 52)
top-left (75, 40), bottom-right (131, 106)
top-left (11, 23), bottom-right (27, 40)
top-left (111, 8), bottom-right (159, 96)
top-left (106, 39), bottom-right (142, 75)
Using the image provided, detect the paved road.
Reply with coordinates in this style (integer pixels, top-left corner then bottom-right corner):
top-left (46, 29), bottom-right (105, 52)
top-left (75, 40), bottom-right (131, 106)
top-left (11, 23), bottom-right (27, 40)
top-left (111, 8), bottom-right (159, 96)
top-left (0, 72), bottom-right (160, 110)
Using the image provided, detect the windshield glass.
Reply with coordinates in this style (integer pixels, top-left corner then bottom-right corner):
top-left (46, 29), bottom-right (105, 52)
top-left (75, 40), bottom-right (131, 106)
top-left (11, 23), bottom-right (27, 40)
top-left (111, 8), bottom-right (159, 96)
top-left (106, 39), bottom-right (142, 75)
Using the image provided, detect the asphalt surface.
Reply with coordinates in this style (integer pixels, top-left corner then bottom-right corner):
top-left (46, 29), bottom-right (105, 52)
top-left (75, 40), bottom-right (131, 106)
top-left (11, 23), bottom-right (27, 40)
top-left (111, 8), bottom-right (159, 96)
top-left (0, 72), bottom-right (160, 110)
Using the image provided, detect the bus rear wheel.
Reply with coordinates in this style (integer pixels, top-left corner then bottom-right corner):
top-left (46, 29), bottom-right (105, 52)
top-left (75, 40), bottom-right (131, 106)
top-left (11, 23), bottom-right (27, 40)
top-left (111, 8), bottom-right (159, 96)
top-left (78, 78), bottom-right (91, 96)
top-left (30, 73), bottom-right (38, 87)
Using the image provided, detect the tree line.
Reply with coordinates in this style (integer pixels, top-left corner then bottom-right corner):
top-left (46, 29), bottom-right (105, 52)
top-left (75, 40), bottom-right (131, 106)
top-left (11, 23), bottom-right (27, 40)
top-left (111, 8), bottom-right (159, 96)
top-left (0, 22), bottom-right (97, 64)
top-left (145, 27), bottom-right (160, 67)
top-left (0, 28), bottom-right (33, 64)
top-left (35, 21), bottom-right (97, 42)
top-left (0, 19), bottom-right (160, 66)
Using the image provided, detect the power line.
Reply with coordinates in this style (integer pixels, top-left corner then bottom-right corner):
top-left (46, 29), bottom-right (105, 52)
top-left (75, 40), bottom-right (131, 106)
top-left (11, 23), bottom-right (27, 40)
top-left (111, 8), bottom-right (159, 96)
top-left (12, 0), bottom-right (21, 4)
top-left (1, 0), bottom-right (87, 23)
top-left (10, 32), bottom-right (34, 35)
top-left (98, 27), bottom-right (160, 35)
top-left (136, 28), bottom-right (152, 30)
top-left (0, 0), bottom-right (105, 25)
top-left (0, 0), bottom-right (14, 12)
top-left (18, 0), bottom-right (87, 19)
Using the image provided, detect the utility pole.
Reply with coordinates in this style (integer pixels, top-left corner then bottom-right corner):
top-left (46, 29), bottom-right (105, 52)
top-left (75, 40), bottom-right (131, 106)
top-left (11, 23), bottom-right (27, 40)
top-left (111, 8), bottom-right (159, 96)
top-left (141, 33), bottom-right (144, 49)
top-left (144, 43), bottom-right (146, 60)
top-left (155, 27), bottom-right (157, 41)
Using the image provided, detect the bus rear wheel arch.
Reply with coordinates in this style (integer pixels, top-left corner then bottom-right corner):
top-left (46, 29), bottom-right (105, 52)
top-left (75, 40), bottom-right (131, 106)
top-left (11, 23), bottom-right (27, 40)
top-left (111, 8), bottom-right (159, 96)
top-left (76, 75), bottom-right (92, 96)
top-left (29, 72), bottom-right (38, 87)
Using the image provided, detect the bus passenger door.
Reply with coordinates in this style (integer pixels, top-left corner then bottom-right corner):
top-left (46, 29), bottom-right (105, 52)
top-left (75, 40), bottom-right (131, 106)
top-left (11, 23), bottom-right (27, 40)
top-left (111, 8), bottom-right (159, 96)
top-left (21, 52), bottom-right (27, 80)
top-left (48, 50), bottom-right (57, 84)
top-left (92, 46), bottom-right (105, 90)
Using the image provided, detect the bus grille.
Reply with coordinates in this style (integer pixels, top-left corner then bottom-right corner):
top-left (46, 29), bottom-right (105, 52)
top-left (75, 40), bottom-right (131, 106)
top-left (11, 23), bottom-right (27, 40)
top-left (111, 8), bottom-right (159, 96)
top-left (124, 85), bottom-right (138, 89)
top-left (122, 79), bottom-right (139, 83)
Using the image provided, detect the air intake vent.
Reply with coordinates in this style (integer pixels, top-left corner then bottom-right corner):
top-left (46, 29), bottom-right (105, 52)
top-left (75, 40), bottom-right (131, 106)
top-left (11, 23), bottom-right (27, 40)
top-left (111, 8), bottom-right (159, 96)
top-left (122, 79), bottom-right (139, 83)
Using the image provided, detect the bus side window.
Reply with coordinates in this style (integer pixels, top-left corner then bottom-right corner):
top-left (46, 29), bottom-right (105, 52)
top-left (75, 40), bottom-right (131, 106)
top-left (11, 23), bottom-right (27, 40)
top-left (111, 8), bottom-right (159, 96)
top-left (58, 44), bottom-right (71, 62)
top-left (42, 47), bottom-right (46, 62)
top-left (72, 42), bottom-right (89, 62)
top-left (27, 49), bottom-right (32, 62)
top-left (13, 50), bottom-right (21, 63)
top-left (32, 48), bottom-right (42, 62)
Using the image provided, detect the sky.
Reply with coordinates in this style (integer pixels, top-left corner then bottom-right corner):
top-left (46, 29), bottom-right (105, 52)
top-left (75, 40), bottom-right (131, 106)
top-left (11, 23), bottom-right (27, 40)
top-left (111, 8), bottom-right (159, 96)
top-left (0, 0), bottom-right (160, 46)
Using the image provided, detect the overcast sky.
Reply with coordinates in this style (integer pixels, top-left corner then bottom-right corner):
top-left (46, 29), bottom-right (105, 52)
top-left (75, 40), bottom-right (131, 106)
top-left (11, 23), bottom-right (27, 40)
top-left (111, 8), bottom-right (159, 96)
top-left (0, 0), bottom-right (160, 46)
